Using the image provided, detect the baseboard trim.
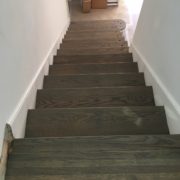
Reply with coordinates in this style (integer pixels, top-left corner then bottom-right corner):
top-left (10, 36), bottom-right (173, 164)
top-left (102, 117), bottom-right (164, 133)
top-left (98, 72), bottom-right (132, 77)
top-left (131, 42), bottom-right (180, 134)
top-left (0, 125), bottom-right (14, 180)
top-left (7, 20), bottom-right (70, 138)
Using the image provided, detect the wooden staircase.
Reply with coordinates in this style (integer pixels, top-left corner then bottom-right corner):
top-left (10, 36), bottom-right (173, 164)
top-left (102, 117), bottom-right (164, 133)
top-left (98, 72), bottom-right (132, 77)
top-left (6, 20), bottom-right (180, 180)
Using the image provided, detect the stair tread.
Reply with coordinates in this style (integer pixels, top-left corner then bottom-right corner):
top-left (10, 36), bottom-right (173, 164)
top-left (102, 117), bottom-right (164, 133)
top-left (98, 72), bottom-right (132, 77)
top-left (6, 135), bottom-right (180, 178)
top-left (36, 86), bottom-right (155, 109)
top-left (49, 62), bottom-right (138, 75)
top-left (70, 19), bottom-right (126, 25)
top-left (64, 35), bottom-right (125, 41)
top-left (54, 54), bottom-right (133, 64)
top-left (65, 31), bottom-right (124, 38)
top-left (11, 134), bottom-right (180, 151)
top-left (61, 40), bottom-right (128, 49)
top-left (58, 47), bottom-right (129, 55)
top-left (44, 73), bottom-right (145, 88)
top-left (69, 19), bottom-right (126, 30)
top-left (68, 27), bottom-right (125, 33)
top-left (25, 106), bottom-right (168, 137)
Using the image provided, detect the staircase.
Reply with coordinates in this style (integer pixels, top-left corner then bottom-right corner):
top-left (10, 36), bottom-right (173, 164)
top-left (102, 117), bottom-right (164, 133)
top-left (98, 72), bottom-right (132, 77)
top-left (6, 20), bottom-right (180, 179)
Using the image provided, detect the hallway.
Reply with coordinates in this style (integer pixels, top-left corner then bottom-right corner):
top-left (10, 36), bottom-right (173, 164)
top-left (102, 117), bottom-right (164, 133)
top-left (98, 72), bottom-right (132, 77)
top-left (69, 0), bottom-right (130, 23)
top-left (3, 1), bottom-right (180, 180)
top-left (6, 16), bottom-right (180, 180)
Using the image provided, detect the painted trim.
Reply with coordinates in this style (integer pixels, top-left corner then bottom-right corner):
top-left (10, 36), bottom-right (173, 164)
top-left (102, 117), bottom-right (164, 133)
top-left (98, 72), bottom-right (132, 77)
top-left (0, 124), bottom-right (14, 180)
top-left (7, 19), bottom-right (70, 138)
top-left (131, 42), bottom-right (180, 134)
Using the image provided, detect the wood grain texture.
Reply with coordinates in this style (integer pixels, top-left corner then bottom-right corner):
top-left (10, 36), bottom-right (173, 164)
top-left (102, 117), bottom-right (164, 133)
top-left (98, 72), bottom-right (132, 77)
top-left (64, 31), bottom-right (124, 39)
top-left (49, 63), bottom-right (138, 75)
top-left (11, 135), bottom-right (180, 151)
top-left (36, 87), bottom-right (155, 109)
top-left (69, 19), bottom-right (126, 31)
top-left (61, 39), bottom-right (128, 49)
top-left (6, 135), bottom-right (180, 179)
top-left (43, 73), bottom-right (145, 89)
top-left (5, 173), bottom-right (180, 180)
top-left (68, 26), bottom-right (126, 33)
top-left (25, 106), bottom-right (168, 137)
top-left (58, 47), bottom-right (129, 55)
top-left (64, 33), bottom-right (124, 41)
top-left (54, 54), bottom-right (133, 64)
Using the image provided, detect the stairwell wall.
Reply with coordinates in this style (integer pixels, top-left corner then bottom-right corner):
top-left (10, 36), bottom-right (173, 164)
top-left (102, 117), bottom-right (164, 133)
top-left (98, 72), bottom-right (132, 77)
top-left (131, 0), bottom-right (180, 134)
top-left (0, 0), bottom-right (70, 154)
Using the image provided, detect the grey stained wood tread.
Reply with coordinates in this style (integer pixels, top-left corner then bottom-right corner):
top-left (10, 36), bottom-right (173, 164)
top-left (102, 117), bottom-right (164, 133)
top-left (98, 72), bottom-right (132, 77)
top-left (58, 47), bottom-right (129, 55)
top-left (36, 87), bottom-right (155, 109)
top-left (70, 19), bottom-right (126, 26)
top-left (64, 34), bottom-right (125, 41)
top-left (54, 54), bottom-right (133, 64)
top-left (25, 106), bottom-right (169, 137)
top-left (49, 63), bottom-right (138, 75)
top-left (11, 135), bottom-right (180, 152)
top-left (65, 31), bottom-right (124, 39)
top-left (68, 26), bottom-right (125, 33)
top-left (6, 135), bottom-right (180, 179)
top-left (44, 73), bottom-right (145, 89)
top-left (69, 19), bottom-right (126, 31)
top-left (61, 39), bottom-right (128, 49)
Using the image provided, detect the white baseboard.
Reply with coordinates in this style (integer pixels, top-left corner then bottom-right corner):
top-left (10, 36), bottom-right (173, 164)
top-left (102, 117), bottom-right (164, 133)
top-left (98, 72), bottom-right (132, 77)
top-left (7, 20), bottom-right (70, 138)
top-left (131, 43), bottom-right (180, 134)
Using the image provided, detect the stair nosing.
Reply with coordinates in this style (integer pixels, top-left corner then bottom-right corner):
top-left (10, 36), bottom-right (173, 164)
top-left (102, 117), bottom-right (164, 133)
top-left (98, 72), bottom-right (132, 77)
top-left (44, 72), bottom-right (144, 78)
top-left (50, 62), bottom-right (137, 66)
top-left (28, 106), bottom-right (165, 112)
top-left (37, 86), bottom-right (153, 91)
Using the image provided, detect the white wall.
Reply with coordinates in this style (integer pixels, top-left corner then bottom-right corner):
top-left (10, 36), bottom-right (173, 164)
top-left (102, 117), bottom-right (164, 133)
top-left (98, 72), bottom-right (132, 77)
top-left (124, 0), bottom-right (144, 44)
top-left (132, 0), bottom-right (180, 134)
top-left (0, 0), bottom-right (70, 154)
